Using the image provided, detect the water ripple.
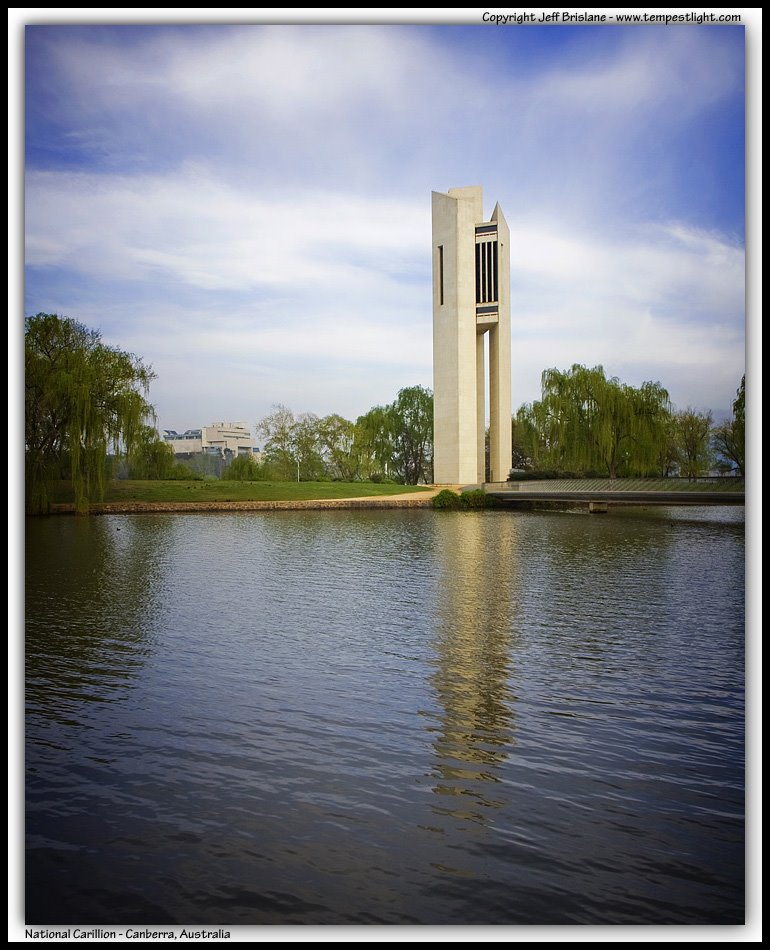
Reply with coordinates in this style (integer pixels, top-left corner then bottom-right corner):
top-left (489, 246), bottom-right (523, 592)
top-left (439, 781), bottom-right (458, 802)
top-left (25, 508), bottom-right (744, 924)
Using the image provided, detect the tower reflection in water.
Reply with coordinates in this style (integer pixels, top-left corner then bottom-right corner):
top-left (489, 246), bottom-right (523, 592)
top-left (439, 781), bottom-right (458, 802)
top-left (426, 512), bottom-right (520, 827)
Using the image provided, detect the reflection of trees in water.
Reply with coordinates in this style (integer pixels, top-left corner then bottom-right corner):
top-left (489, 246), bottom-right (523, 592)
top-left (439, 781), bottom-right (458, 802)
top-left (428, 513), bottom-right (520, 824)
top-left (25, 516), bottom-right (172, 714)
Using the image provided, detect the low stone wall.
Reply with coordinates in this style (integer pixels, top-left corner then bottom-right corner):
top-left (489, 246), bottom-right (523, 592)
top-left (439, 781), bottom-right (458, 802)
top-left (49, 493), bottom-right (439, 515)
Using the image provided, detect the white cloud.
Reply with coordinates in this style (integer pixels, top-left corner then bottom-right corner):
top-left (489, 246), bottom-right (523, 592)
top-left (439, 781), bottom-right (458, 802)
top-left (23, 24), bottom-right (746, 426)
top-left (533, 28), bottom-right (740, 116)
top-left (32, 24), bottom-right (742, 219)
top-left (25, 162), bottom-right (744, 422)
top-left (512, 219), bottom-right (743, 317)
top-left (508, 218), bottom-right (744, 411)
top-left (25, 166), bottom-right (428, 290)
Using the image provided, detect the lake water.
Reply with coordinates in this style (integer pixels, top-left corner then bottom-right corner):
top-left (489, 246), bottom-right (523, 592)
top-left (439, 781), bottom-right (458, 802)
top-left (24, 506), bottom-right (746, 926)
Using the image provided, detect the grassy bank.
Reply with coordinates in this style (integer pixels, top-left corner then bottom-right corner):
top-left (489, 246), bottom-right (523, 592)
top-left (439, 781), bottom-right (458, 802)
top-left (47, 479), bottom-right (432, 505)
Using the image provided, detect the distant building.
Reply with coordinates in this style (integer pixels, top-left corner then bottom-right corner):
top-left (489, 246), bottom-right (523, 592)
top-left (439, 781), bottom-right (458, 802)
top-left (163, 422), bottom-right (261, 462)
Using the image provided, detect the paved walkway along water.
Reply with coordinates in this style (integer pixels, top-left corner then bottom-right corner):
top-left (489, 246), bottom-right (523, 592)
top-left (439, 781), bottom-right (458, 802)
top-left (488, 477), bottom-right (745, 508)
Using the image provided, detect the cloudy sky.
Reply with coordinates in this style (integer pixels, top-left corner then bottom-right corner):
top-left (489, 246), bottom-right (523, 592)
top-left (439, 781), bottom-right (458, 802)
top-left (18, 11), bottom-right (752, 435)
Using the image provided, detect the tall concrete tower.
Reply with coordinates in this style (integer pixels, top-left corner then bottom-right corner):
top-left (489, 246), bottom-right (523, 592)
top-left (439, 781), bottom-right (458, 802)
top-left (432, 186), bottom-right (512, 484)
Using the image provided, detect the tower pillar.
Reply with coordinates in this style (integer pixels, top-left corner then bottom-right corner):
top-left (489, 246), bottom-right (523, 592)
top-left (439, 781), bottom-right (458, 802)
top-left (432, 186), bottom-right (512, 484)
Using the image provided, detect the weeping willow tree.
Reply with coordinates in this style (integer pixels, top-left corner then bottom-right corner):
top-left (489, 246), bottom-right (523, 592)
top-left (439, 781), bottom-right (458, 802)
top-left (25, 313), bottom-right (157, 514)
top-left (512, 404), bottom-right (545, 470)
top-left (355, 404), bottom-right (396, 480)
top-left (527, 365), bottom-right (671, 478)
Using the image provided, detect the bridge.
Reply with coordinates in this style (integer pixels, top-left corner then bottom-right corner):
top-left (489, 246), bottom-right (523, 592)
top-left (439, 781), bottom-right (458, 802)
top-left (485, 477), bottom-right (745, 512)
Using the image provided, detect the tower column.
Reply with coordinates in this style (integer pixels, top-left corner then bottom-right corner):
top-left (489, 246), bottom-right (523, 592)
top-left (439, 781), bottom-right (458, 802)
top-left (432, 186), bottom-right (512, 485)
top-left (476, 333), bottom-right (486, 483)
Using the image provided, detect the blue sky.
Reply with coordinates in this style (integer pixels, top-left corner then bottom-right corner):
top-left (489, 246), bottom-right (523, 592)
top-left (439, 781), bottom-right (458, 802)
top-left (17, 12), bottom-right (752, 434)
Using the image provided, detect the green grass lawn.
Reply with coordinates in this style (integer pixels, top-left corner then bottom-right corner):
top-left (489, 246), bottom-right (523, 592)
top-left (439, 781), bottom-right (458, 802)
top-left (48, 480), bottom-right (432, 505)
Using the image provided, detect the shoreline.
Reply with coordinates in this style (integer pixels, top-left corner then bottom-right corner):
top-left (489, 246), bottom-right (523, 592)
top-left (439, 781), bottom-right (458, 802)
top-left (46, 487), bottom-right (456, 515)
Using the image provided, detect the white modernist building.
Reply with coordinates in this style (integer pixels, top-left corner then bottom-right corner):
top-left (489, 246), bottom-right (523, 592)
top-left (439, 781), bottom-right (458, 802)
top-left (432, 186), bottom-right (512, 485)
top-left (163, 422), bottom-right (260, 460)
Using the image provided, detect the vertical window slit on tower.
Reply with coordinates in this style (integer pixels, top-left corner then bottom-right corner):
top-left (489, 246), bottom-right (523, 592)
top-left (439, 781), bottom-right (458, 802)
top-left (438, 245), bottom-right (444, 305)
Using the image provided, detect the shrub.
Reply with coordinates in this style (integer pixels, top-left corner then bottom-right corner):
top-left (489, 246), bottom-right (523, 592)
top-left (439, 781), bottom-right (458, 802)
top-left (432, 489), bottom-right (462, 510)
top-left (459, 489), bottom-right (496, 509)
top-left (168, 463), bottom-right (203, 480)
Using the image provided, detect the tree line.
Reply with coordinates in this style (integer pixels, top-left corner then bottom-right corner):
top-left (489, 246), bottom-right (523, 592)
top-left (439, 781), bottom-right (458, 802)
top-left (23, 314), bottom-right (434, 513)
top-left (24, 313), bottom-right (745, 514)
top-left (246, 386), bottom-right (434, 486)
top-left (512, 364), bottom-right (744, 480)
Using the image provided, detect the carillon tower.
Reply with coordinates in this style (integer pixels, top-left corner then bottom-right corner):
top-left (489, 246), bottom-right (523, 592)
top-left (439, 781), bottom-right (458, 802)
top-left (432, 186), bottom-right (512, 484)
